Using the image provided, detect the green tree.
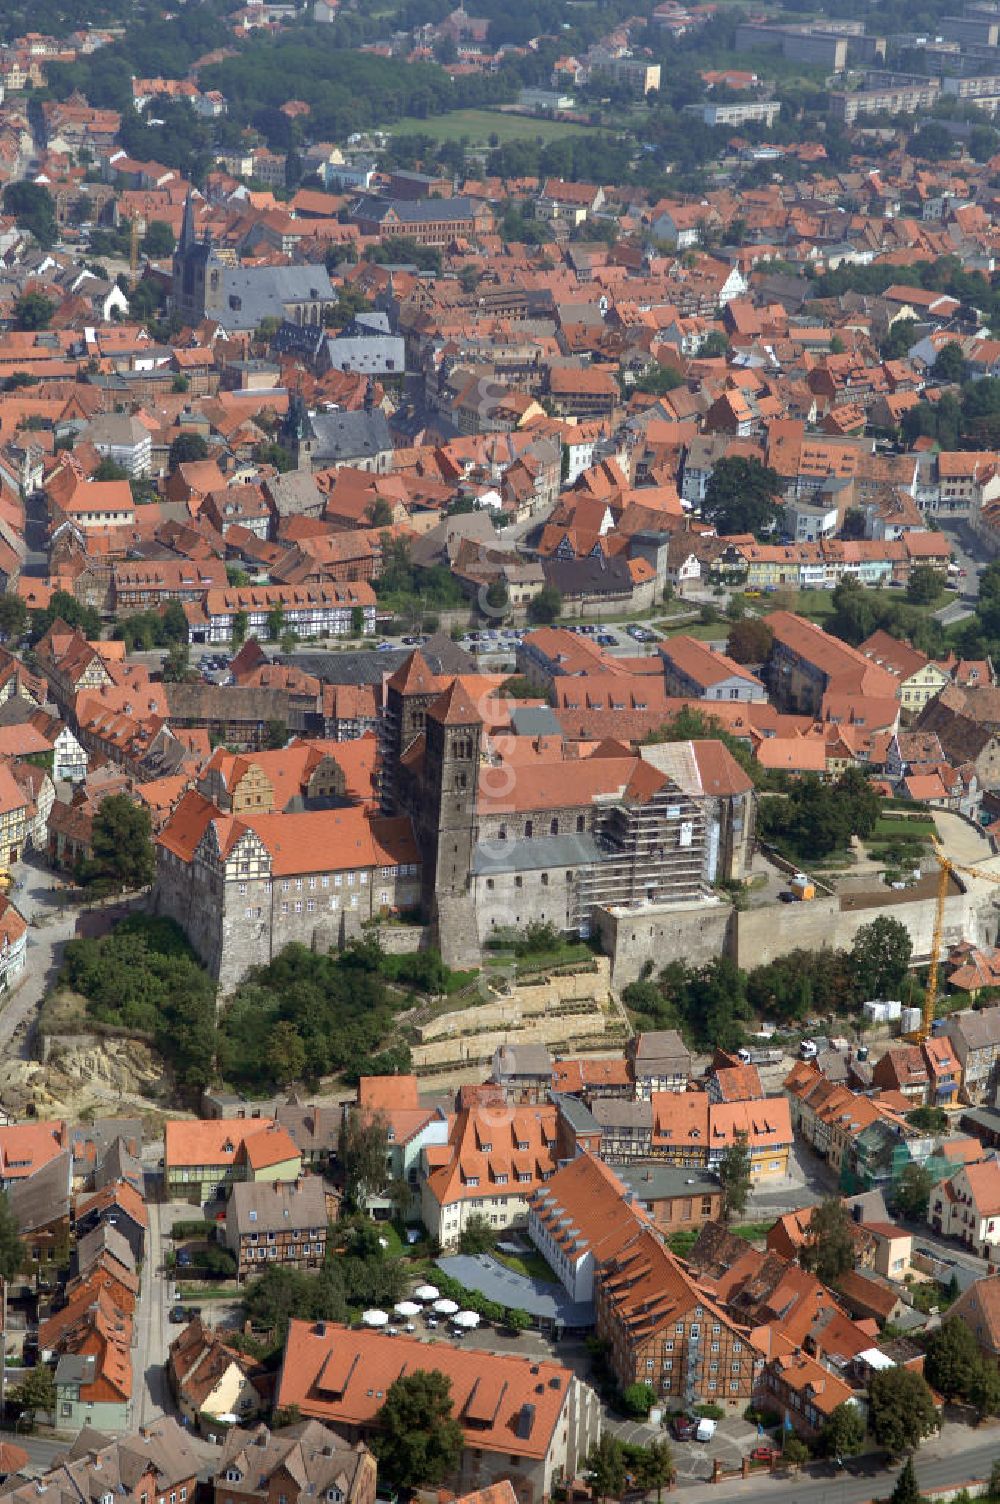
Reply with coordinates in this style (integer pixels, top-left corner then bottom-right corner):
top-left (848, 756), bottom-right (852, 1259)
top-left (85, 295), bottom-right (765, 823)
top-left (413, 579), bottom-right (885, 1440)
top-left (932, 342), bottom-right (966, 384)
top-left (718, 1133), bottom-right (752, 1223)
top-left (168, 432), bottom-right (209, 469)
top-left (819, 1402), bottom-right (865, 1458)
top-left (702, 456), bottom-right (783, 537)
top-left (231, 610), bottom-right (249, 648)
top-left (637, 1439), bottom-right (674, 1503)
top-left (267, 603), bottom-right (286, 642)
top-left (621, 1382), bottom-right (657, 1418)
top-left (161, 641), bottom-right (191, 682)
top-left (265, 719), bottom-right (287, 750)
top-left (373, 1371), bottom-right (464, 1488)
top-left (504, 1306), bottom-right (531, 1332)
top-left (726, 617), bottom-right (773, 664)
top-left (800, 1198), bottom-right (854, 1285)
top-left (93, 457), bottom-right (129, 481)
top-left (458, 1213), bottom-right (496, 1255)
top-left (890, 1456), bottom-right (924, 1504)
top-left (781, 1436), bottom-right (809, 1466)
top-left (162, 599), bottom-right (190, 644)
top-left (968, 1359), bottom-right (1000, 1419)
top-left (528, 586), bottom-right (562, 625)
top-left (339, 1106), bottom-right (390, 1210)
top-left (4, 182), bottom-right (56, 247)
top-left (905, 1106), bottom-right (947, 1133)
top-left (851, 917), bottom-right (913, 1000)
top-left (13, 292), bottom-right (54, 330)
top-left (485, 578), bottom-right (510, 618)
top-left (368, 497), bottom-right (393, 527)
top-left (0, 1188), bottom-right (24, 1283)
top-left (266, 1019), bottom-right (306, 1086)
top-left (893, 1162), bottom-right (934, 1220)
top-left (907, 566), bottom-right (944, 606)
top-left (87, 795), bottom-right (155, 890)
top-left (10, 1365), bottom-right (55, 1426)
top-left (923, 1318), bottom-right (982, 1401)
top-left (869, 1368), bottom-right (938, 1457)
top-left (635, 361), bottom-right (684, 396)
top-left (586, 1434), bottom-right (626, 1504)
top-left (141, 220), bottom-right (176, 257)
top-left (0, 594), bottom-right (27, 643)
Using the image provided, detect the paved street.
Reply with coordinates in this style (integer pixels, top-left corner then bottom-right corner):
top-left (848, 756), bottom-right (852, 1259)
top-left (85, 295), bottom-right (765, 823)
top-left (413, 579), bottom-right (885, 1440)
top-left (676, 1423), bottom-right (1000, 1502)
top-left (0, 856), bottom-right (79, 1063)
top-left (132, 1195), bottom-right (185, 1430)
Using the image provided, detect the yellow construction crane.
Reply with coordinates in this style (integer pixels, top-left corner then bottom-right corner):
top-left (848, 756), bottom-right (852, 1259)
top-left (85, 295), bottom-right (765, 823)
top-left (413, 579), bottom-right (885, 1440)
top-left (920, 837), bottom-right (1000, 1042)
top-left (128, 216), bottom-right (140, 291)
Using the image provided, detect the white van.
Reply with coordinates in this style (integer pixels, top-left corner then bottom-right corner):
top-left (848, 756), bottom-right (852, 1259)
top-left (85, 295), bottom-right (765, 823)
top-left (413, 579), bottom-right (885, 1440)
top-left (695, 1418), bottom-right (717, 1442)
top-left (799, 1039), bottom-right (818, 1060)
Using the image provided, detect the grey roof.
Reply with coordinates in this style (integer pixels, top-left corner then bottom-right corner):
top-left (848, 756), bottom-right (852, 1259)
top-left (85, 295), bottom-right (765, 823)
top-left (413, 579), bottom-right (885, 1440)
top-left (216, 263), bottom-right (335, 332)
top-left (590, 1098), bottom-right (653, 1129)
top-left (9, 1151), bottom-right (70, 1234)
top-left (551, 1092), bottom-right (600, 1136)
top-left (76, 1221), bottom-right (135, 1275)
top-left (494, 1042), bottom-right (552, 1078)
top-left (471, 832), bottom-right (603, 876)
top-left (631, 1029), bottom-right (692, 1073)
top-left (324, 334), bottom-right (405, 375)
top-left (617, 1164), bottom-right (720, 1201)
top-left (80, 414), bottom-right (150, 448)
top-left (542, 555), bottom-right (634, 599)
top-left (354, 194), bottom-right (480, 226)
top-left (309, 408), bottom-right (392, 463)
top-left (942, 1006), bottom-right (1000, 1054)
top-left (264, 470), bottom-right (325, 518)
top-left (227, 1176), bottom-right (326, 1237)
top-left (55, 1354), bottom-right (96, 1388)
top-left (218, 1420), bottom-right (371, 1502)
top-left (353, 310), bottom-right (391, 335)
top-left (436, 1252), bottom-right (593, 1326)
top-left (164, 682), bottom-right (293, 724)
top-left (289, 634), bottom-right (474, 685)
top-left (511, 706), bottom-right (562, 737)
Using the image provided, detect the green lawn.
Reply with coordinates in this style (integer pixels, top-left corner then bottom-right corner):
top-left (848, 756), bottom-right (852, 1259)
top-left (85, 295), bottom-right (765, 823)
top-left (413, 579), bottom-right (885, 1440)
top-left (386, 109), bottom-right (597, 144)
top-left (732, 1220), bottom-right (776, 1243)
top-left (654, 618), bottom-right (728, 641)
top-left (869, 815), bottom-right (936, 843)
top-left (495, 1247), bottom-right (558, 1283)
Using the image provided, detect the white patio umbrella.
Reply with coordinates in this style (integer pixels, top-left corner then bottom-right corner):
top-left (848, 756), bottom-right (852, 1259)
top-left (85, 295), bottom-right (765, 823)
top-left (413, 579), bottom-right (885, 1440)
top-left (394, 1300), bottom-right (421, 1318)
top-left (434, 1297), bottom-right (459, 1315)
top-left (414, 1284), bottom-right (440, 1301)
top-left (362, 1309), bottom-right (389, 1327)
top-left (453, 1310), bottom-right (480, 1329)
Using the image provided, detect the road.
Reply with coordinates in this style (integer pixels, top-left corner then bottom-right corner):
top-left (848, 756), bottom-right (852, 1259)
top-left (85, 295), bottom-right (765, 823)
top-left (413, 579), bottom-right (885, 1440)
top-left (677, 1426), bottom-right (1000, 1503)
top-left (0, 856), bottom-right (79, 1065)
top-left (934, 518), bottom-right (986, 626)
top-left (132, 1193), bottom-right (180, 1431)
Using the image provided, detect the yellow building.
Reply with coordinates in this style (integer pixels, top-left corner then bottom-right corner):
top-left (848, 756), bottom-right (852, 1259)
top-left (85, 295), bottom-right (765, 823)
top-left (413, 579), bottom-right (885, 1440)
top-left (858, 628), bottom-right (949, 713)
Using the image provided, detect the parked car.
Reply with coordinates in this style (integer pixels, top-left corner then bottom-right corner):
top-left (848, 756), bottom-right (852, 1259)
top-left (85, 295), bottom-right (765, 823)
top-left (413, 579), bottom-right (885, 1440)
top-left (695, 1419), bottom-right (717, 1443)
top-left (750, 1447), bottom-right (776, 1464)
top-left (169, 1306), bottom-right (187, 1324)
top-left (177, 1250), bottom-right (193, 1267)
top-left (671, 1416), bottom-right (697, 1441)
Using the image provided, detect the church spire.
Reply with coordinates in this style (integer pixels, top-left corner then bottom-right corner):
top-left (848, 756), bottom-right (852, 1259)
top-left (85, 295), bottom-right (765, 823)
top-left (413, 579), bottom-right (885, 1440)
top-left (179, 191), bottom-right (197, 253)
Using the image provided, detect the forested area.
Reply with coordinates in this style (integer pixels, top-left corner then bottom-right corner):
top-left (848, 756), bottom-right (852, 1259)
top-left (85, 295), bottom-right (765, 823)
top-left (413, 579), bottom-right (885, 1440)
top-left (623, 917), bottom-right (915, 1046)
top-left (58, 922), bottom-right (468, 1100)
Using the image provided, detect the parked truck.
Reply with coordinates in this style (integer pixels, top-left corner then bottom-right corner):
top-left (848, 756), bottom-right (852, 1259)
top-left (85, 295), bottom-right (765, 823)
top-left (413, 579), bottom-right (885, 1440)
top-left (737, 1047), bottom-right (784, 1067)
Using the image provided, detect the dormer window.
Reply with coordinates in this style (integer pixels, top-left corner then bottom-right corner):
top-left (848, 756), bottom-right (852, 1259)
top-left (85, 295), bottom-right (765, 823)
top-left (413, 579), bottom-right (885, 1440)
top-left (225, 1473), bottom-right (241, 1485)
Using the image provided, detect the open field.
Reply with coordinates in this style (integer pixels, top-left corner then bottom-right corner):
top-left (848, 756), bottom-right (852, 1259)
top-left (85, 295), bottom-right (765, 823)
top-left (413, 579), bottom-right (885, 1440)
top-left (386, 109), bottom-right (598, 143)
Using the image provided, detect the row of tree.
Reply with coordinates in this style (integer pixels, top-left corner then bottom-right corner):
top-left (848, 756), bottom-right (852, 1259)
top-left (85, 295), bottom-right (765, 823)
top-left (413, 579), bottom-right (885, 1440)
top-left (623, 917), bottom-right (913, 1043)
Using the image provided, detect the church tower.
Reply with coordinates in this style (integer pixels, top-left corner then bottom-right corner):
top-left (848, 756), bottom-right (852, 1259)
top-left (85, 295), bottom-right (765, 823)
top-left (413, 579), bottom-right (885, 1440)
top-left (421, 678), bottom-right (482, 908)
top-left (281, 392), bottom-right (317, 471)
